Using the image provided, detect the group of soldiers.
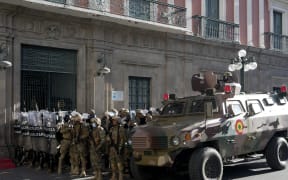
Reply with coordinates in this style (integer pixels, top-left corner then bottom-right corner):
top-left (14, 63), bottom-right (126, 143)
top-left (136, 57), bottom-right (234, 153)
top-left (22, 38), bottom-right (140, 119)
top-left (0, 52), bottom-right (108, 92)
top-left (13, 107), bottom-right (155, 180)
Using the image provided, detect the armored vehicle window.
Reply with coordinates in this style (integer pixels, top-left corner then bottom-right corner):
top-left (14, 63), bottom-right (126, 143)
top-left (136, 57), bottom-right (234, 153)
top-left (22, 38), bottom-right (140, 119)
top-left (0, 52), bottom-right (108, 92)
top-left (189, 100), bottom-right (204, 113)
top-left (246, 100), bottom-right (263, 115)
top-left (188, 99), bottom-right (218, 113)
top-left (277, 98), bottom-right (286, 105)
top-left (226, 100), bottom-right (244, 116)
top-left (263, 98), bottom-right (274, 106)
top-left (161, 102), bottom-right (185, 115)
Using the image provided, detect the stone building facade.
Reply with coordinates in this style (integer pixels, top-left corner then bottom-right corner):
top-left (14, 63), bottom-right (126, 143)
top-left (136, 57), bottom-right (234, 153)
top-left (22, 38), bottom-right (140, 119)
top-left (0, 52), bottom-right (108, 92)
top-left (0, 0), bottom-right (288, 158)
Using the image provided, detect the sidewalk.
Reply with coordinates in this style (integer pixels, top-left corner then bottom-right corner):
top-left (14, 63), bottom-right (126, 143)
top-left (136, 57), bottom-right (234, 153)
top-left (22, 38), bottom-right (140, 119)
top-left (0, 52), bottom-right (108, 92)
top-left (0, 164), bottom-right (134, 180)
top-left (0, 166), bottom-right (113, 180)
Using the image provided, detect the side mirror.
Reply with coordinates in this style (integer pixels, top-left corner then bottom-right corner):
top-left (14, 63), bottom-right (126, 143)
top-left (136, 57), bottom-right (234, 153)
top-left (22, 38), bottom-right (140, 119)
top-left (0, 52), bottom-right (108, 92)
top-left (205, 102), bottom-right (213, 118)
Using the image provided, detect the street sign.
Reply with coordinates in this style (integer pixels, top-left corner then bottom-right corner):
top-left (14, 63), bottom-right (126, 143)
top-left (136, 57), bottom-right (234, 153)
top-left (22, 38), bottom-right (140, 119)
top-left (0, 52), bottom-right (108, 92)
top-left (112, 91), bottom-right (123, 101)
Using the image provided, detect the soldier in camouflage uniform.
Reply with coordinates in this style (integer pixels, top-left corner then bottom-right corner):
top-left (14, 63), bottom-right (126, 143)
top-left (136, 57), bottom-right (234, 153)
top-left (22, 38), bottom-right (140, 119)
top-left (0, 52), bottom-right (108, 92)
top-left (119, 108), bottom-right (133, 173)
top-left (70, 112), bottom-right (89, 177)
top-left (89, 117), bottom-right (105, 180)
top-left (57, 114), bottom-right (72, 174)
top-left (107, 116), bottom-right (126, 180)
top-left (135, 109), bottom-right (147, 125)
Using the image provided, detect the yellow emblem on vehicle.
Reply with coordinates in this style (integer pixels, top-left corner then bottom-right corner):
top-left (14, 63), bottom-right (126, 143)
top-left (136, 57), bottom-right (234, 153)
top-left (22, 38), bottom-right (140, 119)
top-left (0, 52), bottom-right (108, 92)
top-left (235, 119), bottom-right (244, 135)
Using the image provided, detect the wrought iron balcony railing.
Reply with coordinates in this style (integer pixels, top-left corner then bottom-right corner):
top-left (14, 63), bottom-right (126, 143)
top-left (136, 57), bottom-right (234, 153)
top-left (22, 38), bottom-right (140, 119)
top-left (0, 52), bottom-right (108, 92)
top-left (264, 32), bottom-right (288, 52)
top-left (192, 15), bottom-right (239, 42)
top-left (45, 0), bottom-right (186, 27)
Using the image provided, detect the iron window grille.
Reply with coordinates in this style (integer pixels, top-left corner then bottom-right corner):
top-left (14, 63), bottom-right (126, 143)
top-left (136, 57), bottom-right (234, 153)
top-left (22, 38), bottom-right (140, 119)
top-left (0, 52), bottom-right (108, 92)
top-left (21, 45), bottom-right (77, 111)
top-left (192, 15), bottom-right (239, 43)
top-left (45, 0), bottom-right (186, 27)
top-left (129, 76), bottom-right (151, 110)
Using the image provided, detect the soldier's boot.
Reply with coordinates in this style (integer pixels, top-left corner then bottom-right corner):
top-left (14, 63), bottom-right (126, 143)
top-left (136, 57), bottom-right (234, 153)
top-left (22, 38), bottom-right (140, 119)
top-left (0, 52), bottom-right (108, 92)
top-left (93, 169), bottom-right (102, 180)
top-left (14, 146), bottom-right (19, 164)
top-left (117, 162), bottom-right (124, 180)
top-left (48, 154), bottom-right (55, 173)
top-left (29, 150), bottom-right (35, 167)
top-left (36, 152), bottom-right (43, 170)
top-left (70, 165), bottom-right (74, 174)
top-left (97, 170), bottom-right (102, 180)
top-left (80, 168), bottom-right (86, 177)
top-left (71, 165), bottom-right (79, 175)
top-left (57, 158), bottom-right (63, 175)
top-left (118, 172), bottom-right (123, 180)
top-left (80, 158), bottom-right (86, 177)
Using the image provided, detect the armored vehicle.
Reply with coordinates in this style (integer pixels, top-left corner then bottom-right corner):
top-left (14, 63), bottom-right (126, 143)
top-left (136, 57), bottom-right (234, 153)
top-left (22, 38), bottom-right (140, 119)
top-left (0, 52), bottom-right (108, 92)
top-left (130, 72), bottom-right (288, 180)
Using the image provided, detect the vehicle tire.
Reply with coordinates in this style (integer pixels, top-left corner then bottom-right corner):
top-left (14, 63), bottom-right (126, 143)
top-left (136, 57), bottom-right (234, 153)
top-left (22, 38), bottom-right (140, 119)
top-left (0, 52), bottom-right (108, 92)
top-left (265, 137), bottom-right (288, 170)
top-left (188, 147), bottom-right (223, 180)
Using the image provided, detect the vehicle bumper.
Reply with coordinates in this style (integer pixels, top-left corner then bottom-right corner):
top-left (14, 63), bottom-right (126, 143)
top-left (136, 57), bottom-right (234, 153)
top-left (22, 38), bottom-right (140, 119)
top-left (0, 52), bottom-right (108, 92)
top-left (133, 151), bottom-right (173, 167)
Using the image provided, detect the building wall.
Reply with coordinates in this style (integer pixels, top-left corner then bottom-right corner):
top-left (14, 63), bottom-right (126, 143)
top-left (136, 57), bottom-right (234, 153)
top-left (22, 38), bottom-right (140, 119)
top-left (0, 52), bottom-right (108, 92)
top-left (0, 2), bottom-right (288, 157)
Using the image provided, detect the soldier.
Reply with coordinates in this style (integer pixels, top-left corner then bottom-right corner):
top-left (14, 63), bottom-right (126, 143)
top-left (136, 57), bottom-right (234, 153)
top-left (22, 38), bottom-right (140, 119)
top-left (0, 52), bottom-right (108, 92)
top-left (119, 108), bottom-right (132, 129)
top-left (146, 110), bottom-right (153, 123)
top-left (107, 116), bottom-right (126, 180)
top-left (89, 117), bottom-right (105, 180)
top-left (57, 113), bottom-right (72, 175)
top-left (135, 109), bottom-right (147, 125)
top-left (70, 112), bottom-right (89, 177)
top-left (100, 111), bottom-right (114, 170)
top-left (118, 108), bottom-right (133, 173)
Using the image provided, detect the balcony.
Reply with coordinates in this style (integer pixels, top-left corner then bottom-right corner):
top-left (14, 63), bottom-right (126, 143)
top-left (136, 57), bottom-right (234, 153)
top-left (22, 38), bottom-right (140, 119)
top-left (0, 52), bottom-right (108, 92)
top-left (192, 15), bottom-right (239, 43)
top-left (44, 0), bottom-right (186, 28)
top-left (264, 32), bottom-right (288, 53)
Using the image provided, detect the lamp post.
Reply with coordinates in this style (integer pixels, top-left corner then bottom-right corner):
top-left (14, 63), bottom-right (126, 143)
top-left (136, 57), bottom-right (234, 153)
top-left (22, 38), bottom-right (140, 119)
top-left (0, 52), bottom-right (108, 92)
top-left (228, 49), bottom-right (257, 91)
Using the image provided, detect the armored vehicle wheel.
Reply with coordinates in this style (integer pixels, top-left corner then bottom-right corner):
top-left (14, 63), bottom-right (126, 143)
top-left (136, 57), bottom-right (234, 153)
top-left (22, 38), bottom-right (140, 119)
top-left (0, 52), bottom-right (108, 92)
top-left (265, 137), bottom-right (288, 170)
top-left (188, 147), bottom-right (223, 180)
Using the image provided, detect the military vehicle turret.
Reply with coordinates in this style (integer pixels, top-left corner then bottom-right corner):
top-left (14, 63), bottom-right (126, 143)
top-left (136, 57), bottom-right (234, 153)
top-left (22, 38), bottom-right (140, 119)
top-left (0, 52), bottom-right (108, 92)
top-left (130, 71), bottom-right (288, 180)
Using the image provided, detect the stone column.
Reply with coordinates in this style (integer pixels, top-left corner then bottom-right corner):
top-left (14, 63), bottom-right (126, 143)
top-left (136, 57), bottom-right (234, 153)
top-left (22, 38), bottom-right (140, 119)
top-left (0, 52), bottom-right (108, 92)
top-left (0, 69), bottom-right (9, 158)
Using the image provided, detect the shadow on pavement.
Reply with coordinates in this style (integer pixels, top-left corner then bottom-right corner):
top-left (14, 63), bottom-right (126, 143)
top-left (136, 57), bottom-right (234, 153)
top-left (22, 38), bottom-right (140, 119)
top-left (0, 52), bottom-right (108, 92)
top-left (223, 160), bottom-right (273, 180)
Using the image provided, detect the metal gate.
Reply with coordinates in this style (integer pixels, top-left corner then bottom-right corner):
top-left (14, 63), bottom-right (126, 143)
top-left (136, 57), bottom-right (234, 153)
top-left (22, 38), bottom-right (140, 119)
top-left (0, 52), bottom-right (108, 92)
top-left (21, 45), bottom-right (77, 111)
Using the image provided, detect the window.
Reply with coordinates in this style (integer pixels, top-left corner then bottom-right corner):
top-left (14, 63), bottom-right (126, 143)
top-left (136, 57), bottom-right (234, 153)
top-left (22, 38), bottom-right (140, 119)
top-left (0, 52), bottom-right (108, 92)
top-left (189, 100), bottom-right (205, 113)
top-left (161, 102), bottom-right (185, 115)
top-left (226, 100), bottom-right (244, 116)
top-left (47, 0), bottom-right (65, 3)
top-left (129, 0), bottom-right (150, 20)
top-left (129, 76), bottom-right (151, 110)
top-left (273, 11), bottom-right (283, 49)
top-left (263, 98), bottom-right (275, 106)
top-left (21, 45), bottom-right (77, 111)
top-left (205, 0), bottom-right (219, 38)
top-left (246, 100), bottom-right (263, 115)
top-left (188, 98), bottom-right (218, 113)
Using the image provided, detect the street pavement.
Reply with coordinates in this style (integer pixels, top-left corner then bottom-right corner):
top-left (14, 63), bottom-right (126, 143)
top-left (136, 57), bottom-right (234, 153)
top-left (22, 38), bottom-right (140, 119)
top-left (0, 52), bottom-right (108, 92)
top-left (1, 159), bottom-right (288, 180)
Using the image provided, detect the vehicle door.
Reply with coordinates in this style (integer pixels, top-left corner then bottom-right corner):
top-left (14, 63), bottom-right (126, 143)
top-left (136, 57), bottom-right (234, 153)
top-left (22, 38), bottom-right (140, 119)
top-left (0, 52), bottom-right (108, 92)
top-left (218, 100), bottom-right (247, 157)
top-left (246, 99), bottom-right (275, 152)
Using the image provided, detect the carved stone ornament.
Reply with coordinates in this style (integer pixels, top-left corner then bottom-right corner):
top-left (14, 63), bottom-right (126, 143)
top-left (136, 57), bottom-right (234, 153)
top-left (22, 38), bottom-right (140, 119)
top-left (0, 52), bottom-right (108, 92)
top-left (46, 25), bottom-right (61, 39)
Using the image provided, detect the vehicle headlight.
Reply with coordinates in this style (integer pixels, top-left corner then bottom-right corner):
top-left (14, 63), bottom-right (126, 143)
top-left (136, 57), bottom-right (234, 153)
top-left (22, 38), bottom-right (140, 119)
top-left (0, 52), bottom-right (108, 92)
top-left (171, 136), bottom-right (180, 146)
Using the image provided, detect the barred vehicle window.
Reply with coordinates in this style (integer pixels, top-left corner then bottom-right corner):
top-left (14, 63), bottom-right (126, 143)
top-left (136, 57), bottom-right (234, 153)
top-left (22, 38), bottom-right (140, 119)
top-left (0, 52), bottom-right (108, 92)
top-left (161, 102), bottom-right (185, 115)
top-left (246, 100), bottom-right (263, 115)
top-left (226, 100), bottom-right (244, 116)
top-left (188, 99), bottom-right (218, 113)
